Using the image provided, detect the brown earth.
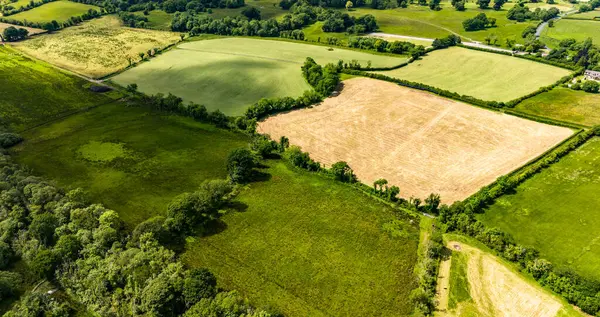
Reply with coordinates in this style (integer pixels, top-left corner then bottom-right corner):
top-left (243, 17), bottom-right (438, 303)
top-left (258, 77), bottom-right (573, 203)
top-left (0, 22), bottom-right (46, 36)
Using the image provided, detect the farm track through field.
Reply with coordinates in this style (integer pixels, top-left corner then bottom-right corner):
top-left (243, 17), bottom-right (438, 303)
top-left (176, 47), bottom-right (303, 64)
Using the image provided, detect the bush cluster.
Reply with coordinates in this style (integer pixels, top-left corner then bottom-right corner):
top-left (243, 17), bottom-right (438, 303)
top-left (1, 26), bottom-right (28, 42)
top-left (348, 36), bottom-right (425, 59)
top-left (432, 34), bottom-right (461, 49)
top-left (507, 3), bottom-right (559, 22)
top-left (462, 13), bottom-right (496, 31)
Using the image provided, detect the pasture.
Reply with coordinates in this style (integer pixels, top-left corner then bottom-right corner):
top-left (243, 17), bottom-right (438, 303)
top-left (541, 19), bottom-right (600, 48)
top-left (513, 87), bottom-right (600, 127)
top-left (565, 9), bottom-right (600, 20)
top-left (112, 37), bottom-right (407, 115)
top-left (439, 237), bottom-right (583, 317)
top-left (14, 15), bottom-right (181, 78)
top-left (479, 137), bottom-right (600, 282)
top-left (347, 2), bottom-right (536, 48)
top-left (133, 10), bottom-right (173, 30)
top-left (183, 160), bottom-right (419, 317)
top-left (375, 47), bottom-right (571, 102)
top-left (258, 77), bottom-right (572, 203)
top-left (0, 46), bottom-right (115, 131)
top-left (7, 0), bottom-right (100, 23)
top-left (0, 0), bottom-right (32, 10)
top-left (0, 22), bottom-right (45, 35)
top-left (10, 102), bottom-right (248, 226)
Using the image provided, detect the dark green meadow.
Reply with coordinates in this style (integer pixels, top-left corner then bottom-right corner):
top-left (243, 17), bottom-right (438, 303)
top-left (11, 102), bottom-right (248, 225)
top-left (0, 46), bottom-right (116, 132)
top-left (479, 137), bottom-right (600, 281)
top-left (183, 161), bottom-right (420, 317)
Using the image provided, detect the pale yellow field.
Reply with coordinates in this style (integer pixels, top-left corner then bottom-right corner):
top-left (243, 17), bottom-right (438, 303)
top-left (13, 15), bottom-right (180, 78)
top-left (258, 77), bottom-right (572, 203)
top-left (437, 241), bottom-right (584, 317)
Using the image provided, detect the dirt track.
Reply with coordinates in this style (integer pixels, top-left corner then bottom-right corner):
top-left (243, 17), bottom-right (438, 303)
top-left (258, 77), bottom-right (573, 203)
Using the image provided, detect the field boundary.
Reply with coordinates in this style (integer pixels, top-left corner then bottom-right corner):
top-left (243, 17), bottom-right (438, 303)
top-left (0, 0), bottom-right (56, 16)
top-left (503, 108), bottom-right (591, 129)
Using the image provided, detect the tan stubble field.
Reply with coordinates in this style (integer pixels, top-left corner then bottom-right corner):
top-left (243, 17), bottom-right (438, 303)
top-left (258, 77), bottom-right (573, 203)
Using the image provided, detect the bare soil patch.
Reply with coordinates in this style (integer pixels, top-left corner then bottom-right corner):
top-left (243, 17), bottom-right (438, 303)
top-left (258, 77), bottom-right (572, 203)
top-left (0, 22), bottom-right (45, 36)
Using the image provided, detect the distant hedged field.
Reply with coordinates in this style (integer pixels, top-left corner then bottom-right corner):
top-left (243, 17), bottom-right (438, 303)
top-left (0, 0), bottom-right (600, 315)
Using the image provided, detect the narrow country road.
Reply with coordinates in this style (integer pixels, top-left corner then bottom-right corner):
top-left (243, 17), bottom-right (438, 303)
top-left (535, 8), bottom-right (579, 39)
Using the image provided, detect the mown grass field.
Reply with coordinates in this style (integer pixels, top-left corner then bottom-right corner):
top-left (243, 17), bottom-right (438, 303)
top-left (346, 2), bottom-right (537, 48)
top-left (478, 137), bottom-right (600, 282)
top-left (133, 10), bottom-right (174, 30)
top-left (11, 102), bottom-right (248, 226)
top-left (440, 235), bottom-right (584, 317)
top-left (183, 160), bottom-right (419, 317)
top-left (112, 37), bottom-right (406, 115)
top-left (14, 15), bottom-right (181, 78)
top-left (0, 46), bottom-right (116, 131)
top-left (541, 19), bottom-right (600, 48)
top-left (513, 87), bottom-right (600, 127)
top-left (8, 0), bottom-right (100, 23)
top-left (375, 47), bottom-right (571, 102)
top-left (565, 9), bottom-right (600, 20)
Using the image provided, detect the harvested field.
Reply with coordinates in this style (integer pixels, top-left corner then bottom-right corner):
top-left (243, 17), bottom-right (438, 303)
top-left (258, 77), bottom-right (573, 203)
top-left (14, 15), bottom-right (180, 78)
top-left (438, 238), bottom-right (584, 317)
top-left (0, 22), bottom-right (45, 35)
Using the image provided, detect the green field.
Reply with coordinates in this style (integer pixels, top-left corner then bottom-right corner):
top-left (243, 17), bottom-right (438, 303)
top-left (112, 37), bottom-right (406, 115)
top-left (133, 10), bottom-right (174, 30)
top-left (513, 87), bottom-right (600, 127)
top-left (8, 0), bottom-right (100, 23)
top-left (1, 0), bottom-right (32, 10)
top-left (205, 0), bottom-right (286, 19)
top-left (541, 19), bottom-right (600, 48)
top-left (479, 137), bottom-right (600, 281)
top-left (375, 47), bottom-right (571, 102)
top-left (565, 9), bottom-right (600, 20)
top-left (0, 46), bottom-right (116, 131)
top-left (183, 160), bottom-right (419, 317)
top-left (10, 102), bottom-right (248, 226)
top-left (346, 2), bottom-right (536, 48)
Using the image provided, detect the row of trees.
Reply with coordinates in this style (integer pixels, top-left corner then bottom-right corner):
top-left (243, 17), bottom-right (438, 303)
top-left (347, 37), bottom-right (426, 58)
top-left (507, 3), bottom-right (559, 22)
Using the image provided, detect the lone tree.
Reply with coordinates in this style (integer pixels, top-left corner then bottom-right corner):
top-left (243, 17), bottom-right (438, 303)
top-left (345, 0), bottom-right (353, 10)
top-left (226, 148), bottom-right (255, 183)
top-left (331, 161), bottom-right (355, 183)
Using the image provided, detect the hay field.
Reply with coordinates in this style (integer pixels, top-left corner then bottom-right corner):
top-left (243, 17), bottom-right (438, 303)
top-left (8, 0), bottom-right (100, 23)
top-left (258, 78), bottom-right (572, 203)
top-left (14, 15), bottom-right (180, 78)
top-left (375, 47), bottom-right (571, 102)
top-left (0, 22), bottom-right (45, 35)
top-left (438, 237), bottom-right (584, 317)
top-left (479, 137), bottom-right (600, 281)
top-left (112, 37), bottom-right (407, 115)
top-left (183, 160), bottom-right (419, 317)
top-left (513, 87), bottom-right (600, 127)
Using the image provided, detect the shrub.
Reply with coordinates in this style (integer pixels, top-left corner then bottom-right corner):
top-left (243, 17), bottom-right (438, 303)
top-left (226, 148), bottom-right (255, 183)
top-left (0, 133), bottom-right (22, 148)
top-left (582, 80), bottom-right (599, 93)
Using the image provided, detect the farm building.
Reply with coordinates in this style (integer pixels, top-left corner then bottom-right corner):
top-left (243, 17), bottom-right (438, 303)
top-left (584, 70), bottom-right (600, 81)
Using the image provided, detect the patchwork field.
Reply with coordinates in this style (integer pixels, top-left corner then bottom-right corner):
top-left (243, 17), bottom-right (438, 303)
top-left (541, 19), bottom-right (600, 48)
top-left (258, 77), bottom-right (572, 203)
top-left (438, 237), bottom-right (583, 317)
top-left (8, 0), bottom-right (100, 23)
top-left (0, 22), bottom-right (45, 35)
top-left (183, 160), bottom-right (419, 317)
top-left (375, 47), bottom-right (571, 102)
top-left (513, 87), bottom-right (600, 127)
top-left (14, 15), bottom-right (180, 78)
top-left (347, 2), bottom-right (537, 48)
top-left (112, 37), bottom-right (407, 115)
top-left (479, 137), bottom-right (600, 282)
top-left (0, 46), bottom-right (116, 131)
top-left (11, 102), bottom-right (248, 226)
